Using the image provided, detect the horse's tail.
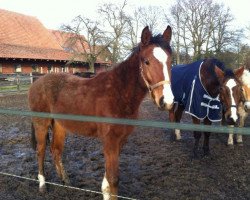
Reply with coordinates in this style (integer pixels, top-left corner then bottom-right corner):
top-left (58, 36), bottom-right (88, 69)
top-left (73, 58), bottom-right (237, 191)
top-left (31, 123), bottom-right (37, 151)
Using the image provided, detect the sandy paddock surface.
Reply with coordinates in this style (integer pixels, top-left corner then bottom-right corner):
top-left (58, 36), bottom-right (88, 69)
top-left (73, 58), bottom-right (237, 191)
top-left (0, 93), bottom-right (250, 200)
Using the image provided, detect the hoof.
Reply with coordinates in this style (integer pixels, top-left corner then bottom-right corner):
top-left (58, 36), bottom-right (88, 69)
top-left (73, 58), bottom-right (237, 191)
top-left (237, 142), bottom-right (243, 147)
top-left (227, 144), bottom-right (234, 149)
top-left (63, 178), bottom-right (70, 185)
top-left (203, 151), bottom-right (210, 157)
top-left (192, 150), bottom-right (200, 160)
top-left (39, 185), bottom-right (47, 193)
top-left (170, 133), bottom-right (182, 142)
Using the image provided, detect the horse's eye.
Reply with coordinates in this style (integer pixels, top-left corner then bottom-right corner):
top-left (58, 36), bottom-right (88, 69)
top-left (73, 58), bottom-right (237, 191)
top-left (144, 59), bottom-right (150, 65)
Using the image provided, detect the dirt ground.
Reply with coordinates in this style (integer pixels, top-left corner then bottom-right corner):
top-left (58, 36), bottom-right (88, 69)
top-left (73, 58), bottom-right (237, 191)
top-left (0, 93), bottom-right (250, 200)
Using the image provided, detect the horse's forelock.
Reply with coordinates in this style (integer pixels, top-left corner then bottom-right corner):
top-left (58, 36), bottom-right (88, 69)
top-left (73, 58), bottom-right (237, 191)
top-left (131, 34), bottom-right (172, 55)
top-left (224, 69), bottom-right (234, 78)
top-left (151, 34), bottom-right (172, 54)
top-left (213, 59), bottom-right (225, 71)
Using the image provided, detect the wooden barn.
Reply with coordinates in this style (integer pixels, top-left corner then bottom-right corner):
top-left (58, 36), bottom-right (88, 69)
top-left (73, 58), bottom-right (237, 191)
top-left (0, 9), bottom-right (111, 76)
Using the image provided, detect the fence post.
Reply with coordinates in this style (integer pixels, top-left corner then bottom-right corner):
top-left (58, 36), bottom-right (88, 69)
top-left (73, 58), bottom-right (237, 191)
top-left (30, 72), bottom-right (33, 84)
top-left (16, 74), bottom-right (20, 92)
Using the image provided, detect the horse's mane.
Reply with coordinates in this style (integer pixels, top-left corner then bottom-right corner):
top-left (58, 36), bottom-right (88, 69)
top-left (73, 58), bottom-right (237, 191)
top-left (212, 58), bottom-right (225, 71)
top-left (241, 69), bottom-right (250, 85)
top-left (204, 58), bottom-right (234, 78)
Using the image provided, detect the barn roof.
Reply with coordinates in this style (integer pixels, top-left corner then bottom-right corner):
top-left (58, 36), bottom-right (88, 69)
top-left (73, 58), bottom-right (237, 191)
top-left (0, 9), bottom-right (72, 61)
top-left (50, 30), bottom-right (111, 64)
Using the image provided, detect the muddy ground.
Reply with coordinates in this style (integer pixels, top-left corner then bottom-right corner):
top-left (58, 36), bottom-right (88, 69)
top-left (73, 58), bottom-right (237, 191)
top-left (0, 93), bottom-right (250, 200)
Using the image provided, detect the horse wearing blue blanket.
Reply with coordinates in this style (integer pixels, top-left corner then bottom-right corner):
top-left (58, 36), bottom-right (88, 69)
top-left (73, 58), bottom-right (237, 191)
top-left (169, 58), bottom-right (244, 158)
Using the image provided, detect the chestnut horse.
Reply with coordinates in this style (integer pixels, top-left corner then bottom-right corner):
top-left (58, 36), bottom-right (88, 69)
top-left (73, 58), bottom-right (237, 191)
top-left (28, 26), bottom-right (173, 199)
top-left (226, 68), bottom-right (250, 146)
top-left (169, 58), bottom-right (244, 157)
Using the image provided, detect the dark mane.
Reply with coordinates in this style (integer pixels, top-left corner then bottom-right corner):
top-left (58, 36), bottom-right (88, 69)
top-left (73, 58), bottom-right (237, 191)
top-left (224, 69), bottom-right (235, 78)
top-left (203, 58), bottom-right (228, 79)
top-left (209, 58), bottom-right (236, 79)
top-left (212, 58), bottom-right (225, 71)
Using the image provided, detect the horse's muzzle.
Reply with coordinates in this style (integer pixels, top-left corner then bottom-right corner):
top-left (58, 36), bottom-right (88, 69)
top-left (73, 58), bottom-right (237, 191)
top-left (244, 101), bottom-right (250, 111)
top-left (159, 96), bottom-right (174, 111)
top-left (225, 116), bottom-right (238, 125)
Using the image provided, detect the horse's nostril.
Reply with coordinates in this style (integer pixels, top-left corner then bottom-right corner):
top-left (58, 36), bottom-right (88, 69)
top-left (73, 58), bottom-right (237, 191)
top-left (159, 96), bottom-right (165, 108)
top-left (226, 116), bottom-right (237, 125)
top-left (245, 104), bottom-right (250, 110)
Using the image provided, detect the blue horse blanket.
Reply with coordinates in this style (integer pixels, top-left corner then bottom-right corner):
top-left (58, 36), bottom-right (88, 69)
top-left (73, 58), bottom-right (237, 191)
top-left (171, 60), bottom-right (222, 122)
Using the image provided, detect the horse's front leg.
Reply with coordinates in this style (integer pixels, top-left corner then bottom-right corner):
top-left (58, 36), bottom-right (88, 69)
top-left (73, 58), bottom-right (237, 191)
top-left (192, 117), bottom-right (201, 158)
top-left (102, 136), bottom-right (122, 200)
top-left (169, 104), bottom-right (184, 141)
top-left (236, 106), bottom-right (247, 146)
top-left (227, 131), bottom-right (234, 146)
top-left (203, 117), bottom-right (212, 156)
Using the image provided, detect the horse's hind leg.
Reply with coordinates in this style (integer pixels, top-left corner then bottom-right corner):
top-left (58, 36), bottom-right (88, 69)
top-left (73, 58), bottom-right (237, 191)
top-left (32, 119), bottom-right (51, 192)
top-left (203, 117), bottom-right (212, 156)
top-left (192, 117), bottom-right (201, 158)
top-left (50, 121), bottom-right (69, 184)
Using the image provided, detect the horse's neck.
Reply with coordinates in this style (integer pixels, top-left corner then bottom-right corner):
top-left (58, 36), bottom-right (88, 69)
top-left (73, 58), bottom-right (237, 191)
top-left (113, 55), bottom-right (147, 112)
top-left (201, 64), bottom-right (220, 98)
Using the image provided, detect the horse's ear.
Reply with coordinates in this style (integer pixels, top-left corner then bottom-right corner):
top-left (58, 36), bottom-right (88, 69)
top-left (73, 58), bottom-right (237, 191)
top-left (141, 26), bottom-right (152, 46)
top-left (234, 66), bottom-right (245, 79)
top-left (214, 66), bottom-right (224, 84)
top-left (163, 25), bottom-right (172, 43)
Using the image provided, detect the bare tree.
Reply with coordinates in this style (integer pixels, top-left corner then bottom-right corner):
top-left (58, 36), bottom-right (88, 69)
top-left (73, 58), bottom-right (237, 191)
top-left (98, 0), bottom-right (130, 63)
top-left (165, 0), bottom-right (185, 64)
top-left (121, 4), bottom-right (167, 60)
top-left (125, 8), bottom-right (141, 51)
top-left (61, 16), bottom-right (111, 72)
top-left (166, 0), bottom-right (241, 62)
top-left (138, 6), bottom-right (165, 33)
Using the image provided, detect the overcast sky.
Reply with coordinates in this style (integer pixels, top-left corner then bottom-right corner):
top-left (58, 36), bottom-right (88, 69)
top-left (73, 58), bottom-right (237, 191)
top-left (0, 0), bottom-right (249, 30)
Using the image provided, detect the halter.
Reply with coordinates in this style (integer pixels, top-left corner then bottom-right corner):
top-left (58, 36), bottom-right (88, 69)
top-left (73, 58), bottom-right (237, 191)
top-left (140, 64), bottom-right (171, 98)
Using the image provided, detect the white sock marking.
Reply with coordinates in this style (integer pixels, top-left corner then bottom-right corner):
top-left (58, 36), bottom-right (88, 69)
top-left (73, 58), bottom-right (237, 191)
top-left (38, 174), bottom-right (45, 188)
top-left (236, 134), bottom-right (243, 143)
top-left (102, 174), bottom-right (111, 200)
top-left (175, 129), bottom-right (181, 140)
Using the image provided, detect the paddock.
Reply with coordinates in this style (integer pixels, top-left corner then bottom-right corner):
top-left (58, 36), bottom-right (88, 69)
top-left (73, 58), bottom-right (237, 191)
top-left (0, 93), bottom-right (250, 199)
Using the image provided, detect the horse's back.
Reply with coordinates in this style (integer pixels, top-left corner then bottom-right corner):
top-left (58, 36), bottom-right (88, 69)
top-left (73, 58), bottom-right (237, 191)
top-left (28, 73), bottom-right (79, 112)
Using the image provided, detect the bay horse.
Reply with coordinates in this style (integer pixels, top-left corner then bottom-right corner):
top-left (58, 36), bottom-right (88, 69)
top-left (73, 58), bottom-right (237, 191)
top-left (28, 26), bottom-right (173, 199)
top-left (169, 58), bottom-right (244, 157)
top-left (226, 68), bottom-right (250, 146)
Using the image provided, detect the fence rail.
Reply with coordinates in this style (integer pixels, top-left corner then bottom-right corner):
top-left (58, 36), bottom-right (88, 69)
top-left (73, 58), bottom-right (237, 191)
top-left (0, 108), bottom-right (249, 135)
top-left (0, 73), bottom-right (33, 93)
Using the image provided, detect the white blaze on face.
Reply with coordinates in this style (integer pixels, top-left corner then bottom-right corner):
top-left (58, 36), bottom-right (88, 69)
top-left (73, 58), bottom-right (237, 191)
top-left (226, 79), bottom-right (238, 122)
top-left (153, 47), bottom-right (174, 105)
top-left (242, 70), bottom-right (250, 109)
